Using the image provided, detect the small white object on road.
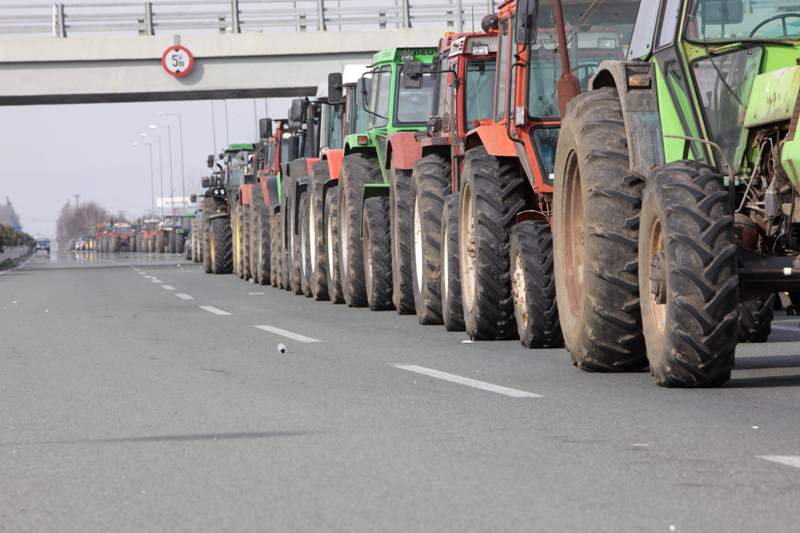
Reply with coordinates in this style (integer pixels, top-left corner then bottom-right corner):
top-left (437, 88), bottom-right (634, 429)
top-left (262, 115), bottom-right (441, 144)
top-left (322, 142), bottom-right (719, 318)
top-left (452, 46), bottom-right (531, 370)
top-left (752, 426), bottom-right (759, 429)
top-left (248, 292), bottom-right (265, 295)
top-left (199, 305), bottom-right (231, 316)
top-left (277, 343), bottom-right (287, 354)
top-left (152, 279), bottom-right (162, 284)
top-left (161, 285), bottom-right (175, 291)
top-left (461, 339), bottom-right (474, 344)
top-left (758, 456), bottom-right (800, 469)
top-left (253, 325), bottom-right (321, 343)
top-left (175, 293), bottom-right (194, 301)
top-left (392, 364), bottom-right (542, 398)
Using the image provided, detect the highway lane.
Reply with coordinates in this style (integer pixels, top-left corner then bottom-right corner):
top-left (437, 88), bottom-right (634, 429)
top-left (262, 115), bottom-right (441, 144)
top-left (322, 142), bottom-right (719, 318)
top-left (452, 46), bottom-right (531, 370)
top-left (2, 251), bottom-right (800, 531)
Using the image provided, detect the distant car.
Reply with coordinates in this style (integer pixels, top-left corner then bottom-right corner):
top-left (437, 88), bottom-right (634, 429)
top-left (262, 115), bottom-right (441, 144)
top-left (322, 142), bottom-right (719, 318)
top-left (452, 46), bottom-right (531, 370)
top-left (35, 239), bottom-right (51, 254)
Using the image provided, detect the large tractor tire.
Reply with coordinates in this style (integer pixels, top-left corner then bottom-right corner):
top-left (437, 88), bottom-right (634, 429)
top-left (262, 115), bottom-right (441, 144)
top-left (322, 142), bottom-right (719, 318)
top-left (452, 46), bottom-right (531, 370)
top-left (156, 232), bottom-right (165, 254)
top-left (362, 196), bottom-right (394, 311)
top-left (209, 216), bottom-right (233, 274)
top-left (289, 197), bottom-right (304, 295)
top-left (202, 219), bottom-right (212, 274)
top-left (639, 160), bottom-right (738, 387)
top-left (441, 194), bottom-right (465, 331)
top-left (738, 294), bottom-right (776, 343)
top-left (339, 153), bottom-right (383, 307)
top-left (270, 209), bottom-right (284, 289)
top-left (252, 191), bottom-right (271, 286)
top-left (553, 87), bottom-right (648, 372)
top-left (233, 206), bottom-right (243, 278)
top-left (110, 236), bottom-right (120, 253)
top-left (298, 191), bottom-right (313, 297)
top-left (150, 235), bottom-right (157, 254)
top-left (458, 146), bottom-right (525, 340)
top-left (307, 161), bottom-right (330, 300)
top-left (130, 235), bottom-right (137, 253)
top-left (183, 238), bottom-right (191, 260)
top-left (411, 153), bottom-right (450, 324)
top-left (242, 205), bottom-right (252, 281)
top-left (168, 231), bottom-right (176, 254)
top-left (325, 189), bottom-right (345, 304)
top-left (390, 168), bottom-right (416, 314)
top-left (509, 220), bottom-right (563, 348)
top-left (176, 232), bottom-right (185, 255)
top-left (190, 220), bottom-right (199, 262)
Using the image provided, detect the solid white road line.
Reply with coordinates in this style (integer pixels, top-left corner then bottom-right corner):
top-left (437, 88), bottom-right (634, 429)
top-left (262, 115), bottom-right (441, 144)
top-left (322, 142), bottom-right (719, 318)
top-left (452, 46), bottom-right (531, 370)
top-left (161, 285), bottom-right (175, 290)
top-left (758, 456), bottom-right (800, 469)
top-left (253, 325), bottom-right (321, 343)
top-left (175, 293), bottom-right (194, 301)
top-left (199, 305), bottom-right (231, 316)
top-left (248, 292), bottom-right (265, 295)
top-left (392, 364), bottom-right (542, 398)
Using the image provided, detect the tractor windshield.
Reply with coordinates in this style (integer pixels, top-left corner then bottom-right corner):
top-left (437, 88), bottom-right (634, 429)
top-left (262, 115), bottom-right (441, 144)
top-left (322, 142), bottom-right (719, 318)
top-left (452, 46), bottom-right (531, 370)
top-left (395, 66), bottom-right (436, 124)
top-left (686, 0), bottom-right (800, 43)
top-left (327, 103), bottom-right (344, 149)
top-left (528, 0), bottom-right (640, 118)
top-left (464, 59), bottom-right (496, 127)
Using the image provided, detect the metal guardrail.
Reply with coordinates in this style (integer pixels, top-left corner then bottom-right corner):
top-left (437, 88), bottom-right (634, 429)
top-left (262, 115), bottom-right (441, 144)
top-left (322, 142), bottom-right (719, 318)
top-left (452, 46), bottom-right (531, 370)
top-left (0, 0), bottom-right (497, 37)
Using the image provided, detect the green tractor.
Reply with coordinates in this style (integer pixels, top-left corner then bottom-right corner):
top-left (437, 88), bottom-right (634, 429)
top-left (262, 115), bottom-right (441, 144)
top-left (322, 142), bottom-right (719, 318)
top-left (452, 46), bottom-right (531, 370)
top-left (538, 0), bottom-right (800, 387)
top-left (333, 46), bottom-right (438, 310)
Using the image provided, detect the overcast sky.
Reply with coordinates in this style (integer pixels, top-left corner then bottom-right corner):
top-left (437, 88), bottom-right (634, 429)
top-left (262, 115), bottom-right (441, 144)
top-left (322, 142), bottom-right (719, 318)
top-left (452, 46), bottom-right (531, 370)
top-left (0, 96), bottom-right (292, 238)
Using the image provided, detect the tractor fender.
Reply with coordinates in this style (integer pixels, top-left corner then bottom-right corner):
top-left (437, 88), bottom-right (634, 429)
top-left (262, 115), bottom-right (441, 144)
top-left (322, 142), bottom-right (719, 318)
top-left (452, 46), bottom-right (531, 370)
top-left (359, 183), bottom-right (390, 237)
top-left (324, 149), bottom-right (345, 180)
top-left (257, 179), bottom-right (270, 208)
top-left (386, 131), bottom-right (422, 171)
top-left (590, 61), bottom-right (665, 175)
top-left (266, 175), bottom-right (281, 211)
top-left (239, 183), bottom-right (254, 207)
top-left (464, 122), bottom-right (516, 157)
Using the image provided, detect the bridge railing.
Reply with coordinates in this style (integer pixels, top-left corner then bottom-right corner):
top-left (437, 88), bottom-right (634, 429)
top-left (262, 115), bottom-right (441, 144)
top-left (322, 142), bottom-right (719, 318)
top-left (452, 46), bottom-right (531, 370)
top-left (0, 0), bottom-right (497, 38)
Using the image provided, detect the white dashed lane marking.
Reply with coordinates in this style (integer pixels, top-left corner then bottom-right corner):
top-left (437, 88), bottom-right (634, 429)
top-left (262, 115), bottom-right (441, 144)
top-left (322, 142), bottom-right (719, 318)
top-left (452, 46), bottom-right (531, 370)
top-left (199, 305), bottom-right (231, 316)
top-left (175, 293), bottom-right (195, 301)
top-left (392, 364), bottom-right (542, 398)
top-left (253, 325), bottom-right (321, 343)
top-left (758, 456), bottom-right (800, 469)
top-left (161, 285), bottom-right (175, 290)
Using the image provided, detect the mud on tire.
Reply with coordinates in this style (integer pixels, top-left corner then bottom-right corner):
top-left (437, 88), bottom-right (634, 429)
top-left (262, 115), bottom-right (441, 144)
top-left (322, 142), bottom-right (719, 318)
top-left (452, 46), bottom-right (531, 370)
top-left (553, 87), bottom-right (648, 372)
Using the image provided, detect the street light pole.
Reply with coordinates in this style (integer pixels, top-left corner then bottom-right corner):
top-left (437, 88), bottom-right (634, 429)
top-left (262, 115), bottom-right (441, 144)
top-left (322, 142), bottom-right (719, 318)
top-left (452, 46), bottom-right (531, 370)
top-left (158, 112), bottom-right (186, 209)
top-left (142, 133), bottom-right (165, 217)
top-left (149, 124), bottom-right (175, 216)
top-left (133, 141), bottom-right (156, 215)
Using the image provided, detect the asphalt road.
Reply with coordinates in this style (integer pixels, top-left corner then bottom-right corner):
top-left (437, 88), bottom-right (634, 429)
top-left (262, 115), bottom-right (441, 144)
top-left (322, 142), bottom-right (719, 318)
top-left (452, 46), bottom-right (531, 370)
top-left (2, 251), bottom-right (800, 532)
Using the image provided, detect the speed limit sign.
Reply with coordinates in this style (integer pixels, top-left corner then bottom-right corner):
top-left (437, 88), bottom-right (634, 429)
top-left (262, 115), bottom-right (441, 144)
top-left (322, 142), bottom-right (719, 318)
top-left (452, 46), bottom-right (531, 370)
top-left (161, 45), bottom-right (194, 78)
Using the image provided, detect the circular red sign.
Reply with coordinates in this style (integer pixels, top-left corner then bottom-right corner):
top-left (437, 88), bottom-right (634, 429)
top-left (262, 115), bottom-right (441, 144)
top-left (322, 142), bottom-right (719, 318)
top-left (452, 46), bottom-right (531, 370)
top-left (161, 45), bottom-right (194, 78)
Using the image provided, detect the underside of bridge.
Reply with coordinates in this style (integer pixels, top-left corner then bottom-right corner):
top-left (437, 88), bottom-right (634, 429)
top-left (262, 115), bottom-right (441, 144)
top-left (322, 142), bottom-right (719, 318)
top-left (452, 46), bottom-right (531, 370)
top-left (0, 29), bottom-right (439, 105)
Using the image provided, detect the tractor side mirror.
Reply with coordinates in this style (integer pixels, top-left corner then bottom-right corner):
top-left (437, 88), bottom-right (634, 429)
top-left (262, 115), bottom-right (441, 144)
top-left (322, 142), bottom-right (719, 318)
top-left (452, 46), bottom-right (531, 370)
top-left (401, 62), bottom-right (424, 89)
top-left (218, 152), bottom-right (224, 160)
top-left (700, 0), bottom-right (744, 25)
top-left (328, 72), bottom-right (344, 105)
top-left (514, 0), bottom-right (537, 44)
top-left (289, 98), bottom-right (307, 127)
top-left (358, 75), bottom-right (371, 108)
top-left (259, 118), bottom-right (272, 139)
top-left (201, 176), bottom-right (210, 188)
top-left (190, 194), bottom-right (197, 203)
top-left (481, 13), bottom-right (498, 32)
top-left (426, 115), bottom-right (442, 136)
top-left (206, 154), bottom-right (214, 168)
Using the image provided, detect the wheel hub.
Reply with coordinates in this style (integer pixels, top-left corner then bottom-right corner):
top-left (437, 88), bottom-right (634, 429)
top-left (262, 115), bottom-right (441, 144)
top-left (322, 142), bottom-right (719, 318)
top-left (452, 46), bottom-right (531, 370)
top-left (650, 250), bottom-right (667, 305)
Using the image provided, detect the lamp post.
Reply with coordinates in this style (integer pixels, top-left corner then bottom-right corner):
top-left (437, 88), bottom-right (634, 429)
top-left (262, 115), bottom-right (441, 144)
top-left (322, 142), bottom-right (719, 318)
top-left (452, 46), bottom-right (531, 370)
top-left (149, 124), bottom-right (175, 215)
top-left (140, 132), bottom-right (165, 217)
top-left (157, 112), bottom-right (186, 209)
top-left (132, 141), bottom-right (156, 216)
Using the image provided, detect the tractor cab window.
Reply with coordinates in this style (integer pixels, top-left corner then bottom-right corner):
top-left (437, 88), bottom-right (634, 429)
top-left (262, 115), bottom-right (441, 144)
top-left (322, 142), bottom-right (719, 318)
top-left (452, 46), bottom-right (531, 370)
top-left (495, 20), bottom-right (510, 120)
top-left (395, 65), bottom-right (436, 124)
top-left (686, 0), bottom-right (800, 42)
top-left (435, 56), bottom-right (451, 132)
top-left (348, 84), bottom-right (370, 135)
top-left (368, 66), bottom-right (391, 129)
top-left (279, 135), bottom-right (291, 167)
top-left (327, 103), bottom-right (344, 149)
top-left (532, 127), bottom-right (560, 183)
top-left (464, 59), bottom-right (496, 128)
top-left (527, 0), bottom-right (641, 118)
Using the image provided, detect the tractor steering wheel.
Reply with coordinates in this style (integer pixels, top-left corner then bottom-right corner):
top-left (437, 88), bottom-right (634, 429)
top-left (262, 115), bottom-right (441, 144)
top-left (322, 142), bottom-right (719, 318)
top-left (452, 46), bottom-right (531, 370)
top-left (749, 13), bottom-right (800, 38)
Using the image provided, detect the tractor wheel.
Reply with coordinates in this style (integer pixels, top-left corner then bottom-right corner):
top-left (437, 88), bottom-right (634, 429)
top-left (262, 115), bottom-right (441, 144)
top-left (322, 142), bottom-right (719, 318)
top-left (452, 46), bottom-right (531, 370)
top-left (110, 236), bottom-right (120, 253)
top-left (190, 220), bottom-right (198, 262)
top-left (339, 153), bottom-right (382, 307)
top-left (233, 207), bottom-right (243, 278)
top-left (738, 294), bottom-right (775, 343)
top-left (411, 153), bottom-right (450, 324)
top-left (151, 235), bottom-right (157, 254)
top-left (290, 194), bottom-right (305, 295)
top-left (252, 193), bottom-right (271, 286)
top-left (362, 196), bottom-right (394, 311)
top-left (242, 205), bottom-right (252, 281)
top-left (209, 217), bottom-right (233, 274)
top-left (168, 231), bottom-right (176, 254)
top-left (307, 161), bottom-right (330, 300)
top-left (248, 197), bottom-right (259, 282)
top-left (156, 232), bottom-right (165, 254)
top-left (176, 232), bottom-right (185, 255)
top-left (202, 219), bottom-right (212, 273)
top-left (441, 194), bottom-right (465, 331)
top-left (183, 238), bottom-right (191, 260)
top-left (130, 235), bottom-right (137, 253)
top-left (553, 87), bottom-right (648, 372)
top-left (390, 168), bottom-right (416, 314)
top-left (639, 161), bottom-right (738, 387)
top-left (459, 146), bottom-right (524, 340)
top-left (325, 189), bottom-right (345, 304)
top-left (299, 191), bottom-right (313, 297)
top-left (510, 220), bottom-right (563, 348)
top-left (270, 210), bottom-right (283, 289)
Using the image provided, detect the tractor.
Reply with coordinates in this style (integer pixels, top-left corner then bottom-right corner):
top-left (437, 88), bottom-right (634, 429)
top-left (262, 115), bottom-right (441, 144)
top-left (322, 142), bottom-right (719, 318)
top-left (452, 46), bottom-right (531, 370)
top-left (109, 221), bottom-right (132, 252)
top-left (329, 47), bottom-right (438, 311)
top-left (531, 0), bottom-right (800, 386)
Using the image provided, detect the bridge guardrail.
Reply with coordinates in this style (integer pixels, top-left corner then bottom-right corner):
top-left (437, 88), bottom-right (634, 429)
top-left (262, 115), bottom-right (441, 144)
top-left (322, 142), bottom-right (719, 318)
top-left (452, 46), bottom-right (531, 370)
top-left (0, 0), bottom-right (497, 38)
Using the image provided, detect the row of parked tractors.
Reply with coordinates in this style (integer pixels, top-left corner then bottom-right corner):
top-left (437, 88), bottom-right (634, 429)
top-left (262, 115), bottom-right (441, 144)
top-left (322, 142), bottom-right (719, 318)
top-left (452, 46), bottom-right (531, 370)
top-left (189, 0), bottom-right (800, 388)
top-left (92, 215), bottom-right (193, 257)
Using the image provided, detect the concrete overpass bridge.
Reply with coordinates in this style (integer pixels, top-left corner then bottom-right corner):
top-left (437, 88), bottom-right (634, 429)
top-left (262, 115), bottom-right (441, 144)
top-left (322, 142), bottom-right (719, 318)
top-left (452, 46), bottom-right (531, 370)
top-left (0, 0), bottom-right (496, 105)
